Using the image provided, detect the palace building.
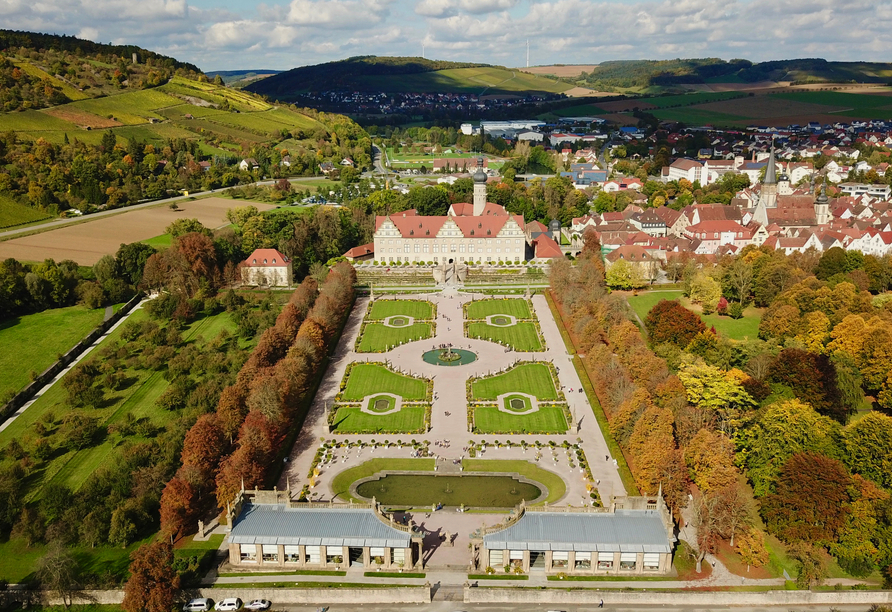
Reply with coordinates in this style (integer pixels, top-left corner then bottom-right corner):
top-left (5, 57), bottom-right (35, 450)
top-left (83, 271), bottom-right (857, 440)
top-left (372, 158), bottom-right (530, 265)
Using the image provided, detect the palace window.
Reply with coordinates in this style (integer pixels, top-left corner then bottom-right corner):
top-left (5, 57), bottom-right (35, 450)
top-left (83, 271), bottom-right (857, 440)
top-left (262, 545), bottom-right (279, 563)
top-left (240, 545), bottom-right (257, 563)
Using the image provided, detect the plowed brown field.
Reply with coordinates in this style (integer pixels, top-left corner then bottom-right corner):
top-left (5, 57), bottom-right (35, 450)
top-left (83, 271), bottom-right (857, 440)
top-left (0, 197), bottom-right (275, 265)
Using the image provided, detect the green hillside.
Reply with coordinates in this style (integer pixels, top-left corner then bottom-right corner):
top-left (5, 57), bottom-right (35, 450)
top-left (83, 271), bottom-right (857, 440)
top-left (1, 76), bottom-right (325, 148)
top-left (569, 58), bottom-right (892, 93)
top-left (246, 56), bottom-right (571, 97)
top-left (0, 29), bottom-right (202, 112)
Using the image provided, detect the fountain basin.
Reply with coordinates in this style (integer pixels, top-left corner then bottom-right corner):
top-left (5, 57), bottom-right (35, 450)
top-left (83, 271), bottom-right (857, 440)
top-left (353, 472), bottom-right (545, 507)
top-left (422, 348), bottom-right (477, 366)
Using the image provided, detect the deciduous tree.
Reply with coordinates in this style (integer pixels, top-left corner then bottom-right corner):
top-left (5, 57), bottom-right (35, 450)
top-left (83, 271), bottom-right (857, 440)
top-left (644, 299), bottom-right (705, 348)
top-left (122, 541), bottom-right (180, 612)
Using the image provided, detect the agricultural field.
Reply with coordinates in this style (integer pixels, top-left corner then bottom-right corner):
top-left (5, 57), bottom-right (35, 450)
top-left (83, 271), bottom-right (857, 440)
top-left (471, 363), bottom-right (559, 401)
top-left (0, 197), bottom-right (276, 265)
top-left (329, 405), bottom-right (426, 434)
top-left (644, 91), bottom-right (746, 108)
top-left (356, 322), bottom-right (432, 352)
top-left (643, 89), bottom-right (892, 127)
top-left (0, 307), bottom-right (243, 501)
top-left (367, 299), bottom-right (434, 320)
top-left (465, 298), bottom-right (532, 319)
top-left (546, 103), bottom-right (609, 117)
top-left (0, 196), bottom-right (52, 229)
top-left (472, 404), bottom-right (568, 434)
top-left (340, 364), bottom-right (427, 402)
top-left (0, 305), bottom-right (106, 401)
top-left (467, 321), bottom-right (542, 351)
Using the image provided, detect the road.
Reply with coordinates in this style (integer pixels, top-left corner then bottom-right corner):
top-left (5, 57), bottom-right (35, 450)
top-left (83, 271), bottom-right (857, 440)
top-left (239, 604), bottom-right (877, 612)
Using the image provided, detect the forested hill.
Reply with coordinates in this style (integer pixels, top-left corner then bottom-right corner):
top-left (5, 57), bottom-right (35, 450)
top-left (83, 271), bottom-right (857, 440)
top-left (0, 29), bottom-right (203, 111)
top-left (245, 56), bottom-right (490, 96)
top-left (568, 58), bottom-right (892, 91)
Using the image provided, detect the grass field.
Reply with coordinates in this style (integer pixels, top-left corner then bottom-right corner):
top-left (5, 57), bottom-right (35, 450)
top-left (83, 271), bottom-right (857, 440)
top-left (548, 103), bottom-right (609, 117)
top-left (0, 532), bottom-right (153, 584)
top-left (626, 290), bottom-right (763, 341)
top-left (467, 321), bottom-right (542, 351)
top-left (141, 233), bottom-right (173, 249)
top-left (473, 404), bottom-right (568, 434)
top-left (462, 459), bottom-right (566, 504)
top-left (340, 364), bottom-right (427, 401)
top-left (466, 298), bottom-right (531, 319)
top-left (0, 196), bottom-right (53, 229)
top-left (0, 305), bottom-right (106, 401)
top-left (645, 91), bottom-right (745, 108)
top-left (472, 363), bottom-right (559, 401)
top-left (651, 107), bottom-right (750, 125)
top-left (330, 405), bottom-right (426, 434)
top-left (367, 299), bottom-right (434, 319)
top-left (0, 308), bottom-right (240, 501)
top-left (357, 322), bottom-right (432, 352)
top-left (331, 458), bottom-right (435, 501)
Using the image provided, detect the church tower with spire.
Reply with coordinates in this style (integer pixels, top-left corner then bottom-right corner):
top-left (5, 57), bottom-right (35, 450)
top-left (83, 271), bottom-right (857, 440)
top-left (814, 180), bottom-right (830, 226)
top-left (759, 139), bottom-right (779, 209)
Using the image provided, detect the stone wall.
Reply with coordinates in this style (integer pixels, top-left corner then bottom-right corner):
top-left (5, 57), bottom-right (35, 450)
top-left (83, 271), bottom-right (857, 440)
top-left (464, 585), bottom-right (892, 606)
top-left (198, 586), bottom-right (429, 604)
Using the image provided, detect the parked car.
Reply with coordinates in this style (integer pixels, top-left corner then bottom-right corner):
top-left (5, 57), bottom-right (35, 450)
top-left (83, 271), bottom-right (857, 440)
top-left (183, 599), bottom-right (213, 612)
top-left (245, 600), bottom-right (271, 611)
top-left (214, 599), bottom-right (243, 611)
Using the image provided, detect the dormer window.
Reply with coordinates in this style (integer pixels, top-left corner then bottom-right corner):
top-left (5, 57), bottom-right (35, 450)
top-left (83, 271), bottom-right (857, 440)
top-left (487, 229), bottom-right (492, 235)
top-left (470, 230), bottom-right (475, 235)
top-left (263, 259), bottom-right (268, 263)
top-left (410, 230), bottom-right (414, 235)
top-left (252, 259), bottom-right (257, 264)
top-left (426, 230), bottom-right (430, 235)
top-left (272, 259), bottom-right (277, 263)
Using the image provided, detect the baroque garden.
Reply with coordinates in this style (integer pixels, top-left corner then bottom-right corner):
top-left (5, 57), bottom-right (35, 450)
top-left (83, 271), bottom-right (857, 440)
top-left (227, 290), bottom-right (675, 575)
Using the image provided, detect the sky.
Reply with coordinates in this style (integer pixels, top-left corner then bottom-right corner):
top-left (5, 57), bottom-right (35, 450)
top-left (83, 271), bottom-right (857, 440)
top-left (2, 0), bottom-right (891, 72)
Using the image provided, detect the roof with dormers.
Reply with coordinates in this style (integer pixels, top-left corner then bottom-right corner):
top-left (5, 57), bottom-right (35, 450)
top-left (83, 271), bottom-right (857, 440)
top-left (243, 249), bottom-right (290, 267)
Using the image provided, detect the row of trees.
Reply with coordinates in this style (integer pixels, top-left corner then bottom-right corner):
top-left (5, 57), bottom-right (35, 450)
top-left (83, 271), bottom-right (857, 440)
top-left (158, 263), bottom-right (356, 538)
top-left (0, 241), bottom-right (154, 320)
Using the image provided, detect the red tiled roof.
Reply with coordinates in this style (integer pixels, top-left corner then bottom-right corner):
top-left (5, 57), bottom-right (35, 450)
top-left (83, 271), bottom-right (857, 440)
top-left (344, 243), bottom-right (374, 258)
top-left (244, 249), bottom-right (289, 267)
top-left (532, 235), bottom-right (563, 259)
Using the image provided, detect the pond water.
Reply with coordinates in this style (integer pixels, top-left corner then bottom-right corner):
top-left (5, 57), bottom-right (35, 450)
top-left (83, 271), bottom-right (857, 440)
top-left (355, 474), bottom-right (542, 507)
top-left (421, 348), bottom-right (477, 366)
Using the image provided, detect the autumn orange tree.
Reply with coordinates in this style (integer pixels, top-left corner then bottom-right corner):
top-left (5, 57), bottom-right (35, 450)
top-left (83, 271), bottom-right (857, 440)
top-left (122, 541), bottom-right (180, 612)
top-left (645, 299), bottom-right (706, 348)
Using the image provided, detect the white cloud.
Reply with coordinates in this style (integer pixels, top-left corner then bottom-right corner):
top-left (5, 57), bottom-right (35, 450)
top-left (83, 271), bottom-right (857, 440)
top-left (0, 0), bottom-right (888, 71)
top-left (286, 0), bottom-right (391, 28)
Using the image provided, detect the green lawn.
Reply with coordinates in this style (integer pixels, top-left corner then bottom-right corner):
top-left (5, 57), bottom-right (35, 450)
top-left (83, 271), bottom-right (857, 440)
top-left (331, 458), bottom-right (435, 501)
top-left (0, 195), bottom-right (52, 229)
top-left (626, 290), bottom-right (684, 322)
top-left (467, 321), bottom-right (543, 351)
top-left (626, 290), bottom-right (762, 341)
top-left (367, 299), bottom-right (434, 320)
top-left (465, 298), bottom-right (532, 319)
top-left (472, 363), bottom-right (559, 401)
top-left (0, 305), bottom-right (106, 401)
top-left (330, 405), bottom-right (426, 434)
top-left (462, 459), bottom-right (566, 504)
top-left (357, 322), bottom-right (432, 352)
top-left (141, 233), bottom-right (172, 249)
top-left (0, 532), bottom-right (153, 583)
top-left (340, 364), bottom-right (427, 401)
top-left (473, 405), bottom-right (568, 434)
top-left (701, 308), bottom-right (762, 341)
top-left (0, 308), bottom-right (240, 501)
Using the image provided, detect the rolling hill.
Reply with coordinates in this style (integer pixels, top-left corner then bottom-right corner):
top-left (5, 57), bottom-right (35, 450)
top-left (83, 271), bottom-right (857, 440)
top-left (205, 69), bottom-right (283, 88)
top-left (245, 55), bottom-right (572, 98)
top-left (533, 58), bottom-right (892, 94)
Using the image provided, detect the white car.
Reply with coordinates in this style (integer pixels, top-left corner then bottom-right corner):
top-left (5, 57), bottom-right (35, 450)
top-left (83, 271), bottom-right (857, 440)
top-left (214, 599), bottom-right (242, 612)
top-left (244, 600), bottom-right (271, 611)
top-left (183, 600), bottom-right (212, 612)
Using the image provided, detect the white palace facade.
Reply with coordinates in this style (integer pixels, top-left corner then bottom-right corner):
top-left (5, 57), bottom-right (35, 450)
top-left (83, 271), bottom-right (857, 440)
top-left (373, 159), bottom-right (527, 264)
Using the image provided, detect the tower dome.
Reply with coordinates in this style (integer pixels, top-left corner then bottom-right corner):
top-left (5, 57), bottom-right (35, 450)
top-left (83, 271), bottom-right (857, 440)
top-left (473, 156), bottom-right (487, 183)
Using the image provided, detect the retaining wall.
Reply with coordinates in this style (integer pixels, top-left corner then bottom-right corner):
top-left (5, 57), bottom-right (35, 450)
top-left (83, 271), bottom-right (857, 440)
top-left (198, 586), bottom-right (430, 604)
top-left (0, 293), bottom-right (143, 424)
top-left (464, 585), bottom-right (892, 606)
